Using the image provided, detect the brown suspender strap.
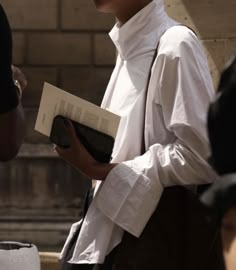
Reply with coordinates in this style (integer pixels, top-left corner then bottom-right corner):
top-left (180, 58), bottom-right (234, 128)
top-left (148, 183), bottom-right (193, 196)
top-left (141, 42), bottom-right (159, 154)
top-left (142, 24), bottom-right (197, 154)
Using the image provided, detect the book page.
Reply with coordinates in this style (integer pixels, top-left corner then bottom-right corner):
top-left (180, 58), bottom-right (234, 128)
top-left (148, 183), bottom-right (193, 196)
top-left (35, 82), bottom-right (121, 138)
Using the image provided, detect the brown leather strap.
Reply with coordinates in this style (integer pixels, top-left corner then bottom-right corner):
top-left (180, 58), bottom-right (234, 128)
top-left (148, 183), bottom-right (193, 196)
top-left (141, 42), bottom-right (159, 154)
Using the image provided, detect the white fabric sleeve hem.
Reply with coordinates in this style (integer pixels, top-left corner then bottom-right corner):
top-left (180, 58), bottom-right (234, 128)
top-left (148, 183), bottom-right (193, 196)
top-left (60, 220), bottom-right (82, 260)
top-left (96, 163), bottom-right (163, 237)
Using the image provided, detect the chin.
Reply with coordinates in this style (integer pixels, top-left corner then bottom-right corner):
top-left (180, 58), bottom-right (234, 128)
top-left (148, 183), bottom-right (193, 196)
top-left (93, 0), bottom-right (113, 13)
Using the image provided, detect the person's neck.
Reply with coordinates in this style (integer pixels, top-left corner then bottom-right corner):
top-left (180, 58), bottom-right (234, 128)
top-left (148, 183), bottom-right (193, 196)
top-left (116, 0), bottom-right (153, 25)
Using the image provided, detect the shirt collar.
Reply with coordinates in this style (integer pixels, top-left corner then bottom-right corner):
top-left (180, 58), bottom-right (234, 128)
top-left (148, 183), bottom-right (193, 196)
top-left (109, 0), bottom-right (174, 60)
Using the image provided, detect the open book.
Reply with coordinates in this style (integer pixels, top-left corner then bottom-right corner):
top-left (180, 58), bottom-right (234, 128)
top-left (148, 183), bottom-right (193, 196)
top-left (35, 83), bottom-right (121, 162)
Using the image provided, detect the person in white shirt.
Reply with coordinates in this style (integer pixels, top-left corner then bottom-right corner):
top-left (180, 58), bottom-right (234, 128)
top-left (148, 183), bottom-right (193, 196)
top-left (56, 0), bottom-right (220, 269)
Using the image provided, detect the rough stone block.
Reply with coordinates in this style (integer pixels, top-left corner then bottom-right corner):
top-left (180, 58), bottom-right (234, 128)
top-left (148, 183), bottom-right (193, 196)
top-left (203, 38), bottom-right (236, 89)
top-left (40, 252), bottom-right (60, 270)
top-left (61, 0), bottom-right (114, 30)
top-left (12, 33), bottom-right (25, 65)
top-left (23, 109), bottom-right (50, 144)
top-left (61, 67), bottom-right (113, 105)
top-left (1, 0), bottom-right (58, 30)
top-left (27, 33), bottom-right (91, 65)
top-left (0, 221), bottom-right (73, 252)
top-left (22, 67), bottom-right (58, 107)
top-left (165, 0), bottom-right (236, 39)
top-left (94, 34), bottom-right (116, 65)
top-left (0, 153), bottom-right (89, 214)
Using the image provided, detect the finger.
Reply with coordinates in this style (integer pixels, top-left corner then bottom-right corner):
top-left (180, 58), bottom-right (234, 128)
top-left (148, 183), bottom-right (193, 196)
top-left (55, 145), bottom-right (67, 157)
top-left (52, 144), bottom-right (57, 152)
top-left (12, 65), bottom-right (28, 90)
top-left (64, 119), bottom-right (81, 147)
top-left (19, 77), bottom-right (27, 90)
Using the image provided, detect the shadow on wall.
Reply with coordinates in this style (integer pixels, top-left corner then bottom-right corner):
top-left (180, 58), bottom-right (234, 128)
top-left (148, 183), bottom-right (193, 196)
top-left (165, 0), bottom-right (236, 88)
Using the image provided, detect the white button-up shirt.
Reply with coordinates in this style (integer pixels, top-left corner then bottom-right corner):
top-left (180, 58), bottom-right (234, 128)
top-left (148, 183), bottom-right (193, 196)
top-left (61, 0), bottom-right (218, 264)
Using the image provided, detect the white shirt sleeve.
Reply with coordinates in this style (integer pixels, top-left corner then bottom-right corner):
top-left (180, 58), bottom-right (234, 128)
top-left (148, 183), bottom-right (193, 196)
top-left (96, 27), bottom-right (218, 237)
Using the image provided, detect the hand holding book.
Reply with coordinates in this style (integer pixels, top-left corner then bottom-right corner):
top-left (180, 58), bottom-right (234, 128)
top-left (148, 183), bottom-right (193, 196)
top-left (54, 117), bottom-right (117, 180)
top-left (35, 83), bottom-right (121, 180)
top-left (50, 115), bottom-right (114, 163)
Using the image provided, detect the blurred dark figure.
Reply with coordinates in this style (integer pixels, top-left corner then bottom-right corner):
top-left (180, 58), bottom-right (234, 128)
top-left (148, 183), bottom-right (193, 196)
top-left (207, 54), bottom-right (236, 175)
top-left (201, 176), bottom-right (236, 270)
top-left (0, 4), bottom-right (27, 161)
top-left (202, 53), bottom-right (236, 270)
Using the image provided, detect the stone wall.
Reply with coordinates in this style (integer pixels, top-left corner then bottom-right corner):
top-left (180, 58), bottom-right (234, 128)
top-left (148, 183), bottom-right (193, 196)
top-left (0, 0), bottom-right (115, 251)
top-left (165, 0), bottom-right (236, 88)
top-left (0, 0), bottom-right (235, 252)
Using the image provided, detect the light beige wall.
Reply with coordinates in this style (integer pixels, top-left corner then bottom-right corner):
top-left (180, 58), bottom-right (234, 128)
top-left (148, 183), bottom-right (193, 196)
top-left (165, 0), bottom-right (236, 88)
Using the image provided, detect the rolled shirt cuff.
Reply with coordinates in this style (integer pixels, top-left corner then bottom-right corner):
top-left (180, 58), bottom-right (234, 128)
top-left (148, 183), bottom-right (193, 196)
top-left (59, 220), bottom-right (82, 260)
top-left (96, 163), bottom-right (163, 237)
